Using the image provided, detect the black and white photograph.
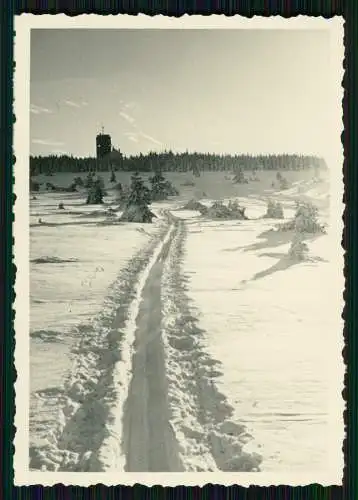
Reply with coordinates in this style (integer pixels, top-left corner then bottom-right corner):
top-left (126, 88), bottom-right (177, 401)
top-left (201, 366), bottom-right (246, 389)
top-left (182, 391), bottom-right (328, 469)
top-left (14, 15), bottom-right (344, 486)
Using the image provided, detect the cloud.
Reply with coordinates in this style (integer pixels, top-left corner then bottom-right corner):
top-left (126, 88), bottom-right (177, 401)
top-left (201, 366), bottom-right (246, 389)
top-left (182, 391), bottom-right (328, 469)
top-left (32, 139), bottom-right (65, 146)
top-left (63, 99), bottom-right (82, 108)
top-left (120, 105), bottom-right (162, 148)
top-left (139, 132), bottom-right (163, 147)
top-left (120, 111), bottom-right (136, 125)
top-left (30, 104), bottom-right (53, 115)
top-left (124, 101), bottom-right (139, 111)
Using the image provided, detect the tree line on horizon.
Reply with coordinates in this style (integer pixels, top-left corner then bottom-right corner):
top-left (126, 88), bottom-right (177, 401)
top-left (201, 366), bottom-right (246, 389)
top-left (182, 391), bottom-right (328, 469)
top-left (30, 150), bottom-right (327, 177)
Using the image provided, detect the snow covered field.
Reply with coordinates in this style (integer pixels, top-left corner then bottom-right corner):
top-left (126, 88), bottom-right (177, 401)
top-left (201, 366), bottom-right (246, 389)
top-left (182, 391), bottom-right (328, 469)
top-left (27, 169), bottom-right (343, 479)
top-left (29, 189), bottom-right (168, 468)
top-left (181, 214), bottom-right (342, 474)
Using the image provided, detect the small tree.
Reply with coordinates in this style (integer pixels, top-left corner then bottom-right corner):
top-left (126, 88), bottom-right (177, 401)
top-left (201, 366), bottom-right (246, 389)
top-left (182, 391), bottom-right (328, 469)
top-left (263, 199), bottom-right (284, 219)
top-left (84, 171), bottom-right (95, 189)
top-left (86, 176), bottom-right (105, 205)
top-left (121, 172), bottom-right (155, 223)
top-left (126, 172), bottom-right (151, 207)
top-left (150, 171), bottom-right (167, 201)
top-left (150, 171), bottom-right (179, 200)
top-left (232, 167), bottom-right (248, 184)
top-left (288, 233), bottom-right (309, 261)
top-left (73, 176), bottom-right (84, 188)
top-left (279, 201), bottom-right (325, 233)
top-left (110, 169), bottom-right (116, 183)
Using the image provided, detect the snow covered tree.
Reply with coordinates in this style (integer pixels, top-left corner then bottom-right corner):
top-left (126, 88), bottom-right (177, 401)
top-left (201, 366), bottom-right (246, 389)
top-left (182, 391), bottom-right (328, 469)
top-left (110, 169), bottom-right (116, 183)
top-left (279, 201), bottom-right (325, 233)
top-left (288, 233), bottom-right (309, 261)
top-left (232, 167), bottom-right (248, 184)
top-left (73, 176), bottom-right (84, 188)
top-left (150, 171), bottom-right (179, 200)
top-left (126, 172), bottom-right (151, 206)
top-left (263, 199), bottom-right (284, 219)
top-left (150, 171), bottom-right (168, 201)
top-left (84, 171), bottom-right (95, 189)
top-left (86, 176), bottom-right (105, 204)
top-left (120, 172), bottom-right (155, 223)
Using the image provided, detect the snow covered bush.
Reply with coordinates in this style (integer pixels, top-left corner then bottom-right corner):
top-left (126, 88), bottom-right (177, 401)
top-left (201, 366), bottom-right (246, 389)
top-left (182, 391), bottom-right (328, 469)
top-left (204, 200), bottom-right (248, 220)
top-left (86, 176), bottom-right (105, 205)
top-left (263, 200), bottom-right (284, 219)
top-left (232, 168), bottom-right (248, 184)
top-left (288, 234), bottom-right (309, 261)
top-left (73, 176), bottom-right (84, 188)
top-left (110, 170), bottom-right (116, 183)
top-left (275, 171), bottom-right (289, 190)
top-left (120, 172), bottom-right (155, 223)
top-left (279, 201), bottom-right (325, 233)
top-left (150, 171), bottom-right (179, 200)
top-left (84, 172), bottom-right (95, 189)
top-left (280, 177), bottom-right (289, 190)
top-left (181, 199), bottom-right (208, 212)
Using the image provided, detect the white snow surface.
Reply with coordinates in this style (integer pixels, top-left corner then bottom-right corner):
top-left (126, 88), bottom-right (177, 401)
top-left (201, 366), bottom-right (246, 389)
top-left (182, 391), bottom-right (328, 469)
top-left (28, 169), bottom-right (343, 478)
top-left (182, 212), bottom-right (343, 475)
top-left (29, 191), bottom-right (167, 470)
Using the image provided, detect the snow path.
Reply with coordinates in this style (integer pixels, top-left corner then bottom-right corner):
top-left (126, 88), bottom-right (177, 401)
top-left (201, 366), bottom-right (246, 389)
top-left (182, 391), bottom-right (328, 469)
top-left (122, 219), bottom-right (184, 472)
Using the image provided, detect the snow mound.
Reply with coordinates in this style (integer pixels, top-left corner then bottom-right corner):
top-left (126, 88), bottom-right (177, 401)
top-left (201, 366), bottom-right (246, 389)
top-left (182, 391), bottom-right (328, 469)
top-left (120, 204), bottom-right (156, 223)
top-left (181, 199), bottom-right (208, 211)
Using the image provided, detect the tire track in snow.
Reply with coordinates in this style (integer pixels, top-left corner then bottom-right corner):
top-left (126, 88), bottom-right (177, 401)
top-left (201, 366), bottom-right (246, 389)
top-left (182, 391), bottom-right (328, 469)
top-left (122, 219), bottom-right (184, 472)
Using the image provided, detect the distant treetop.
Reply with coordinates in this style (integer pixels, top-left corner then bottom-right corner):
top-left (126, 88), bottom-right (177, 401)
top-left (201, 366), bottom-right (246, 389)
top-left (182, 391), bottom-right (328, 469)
top-left (30, 151), bottom-right (327, 176)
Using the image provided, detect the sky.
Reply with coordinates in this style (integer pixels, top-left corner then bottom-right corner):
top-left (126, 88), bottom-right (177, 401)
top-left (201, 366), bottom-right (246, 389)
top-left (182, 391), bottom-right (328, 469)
top-left (30, 28), bottom-right (334, 158)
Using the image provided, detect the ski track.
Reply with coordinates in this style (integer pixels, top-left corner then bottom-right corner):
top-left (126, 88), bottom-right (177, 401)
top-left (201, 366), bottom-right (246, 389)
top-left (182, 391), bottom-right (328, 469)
top-left (30, 211), bottom-right (262, 473)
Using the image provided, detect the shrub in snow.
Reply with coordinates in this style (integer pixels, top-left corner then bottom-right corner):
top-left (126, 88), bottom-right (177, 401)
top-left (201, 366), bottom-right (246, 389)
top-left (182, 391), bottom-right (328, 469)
top-left (263, 199), bottom-right (284, 219)
top-left (116, 184), bottom-right (130, 208)
top-left (279, 201), bottom-right (325, 233)
top-left (120, 172), bottom-right (155, 223)
top-left (205, 200), bottom-right (248, 220)
top-left (120, 204), bottom-right (156, 223)
top-left (232, 168), bottom-right (248, 184)
top-left (181, 199), bottom-right (208, 211)
top-left (73, 176), bottom-right (84, 188)
top-left (84, 172), bottom-right (95, 189)
top-left (150, 171), bottom-right (179, 201)
top-left (46, 182), bottom-right (56, 191)
top-left (288, 234), bottom-right (309, 261)
top-left (86, 177), bottom-right (105, 205)
top-left (58, 202), bottom-right (65, 210)
top-left (227, 199), bottom-right (248, 219)
top-left (45, 181), bottom-right (77, 193)
top-left (110, 170), bottom-right (116, 183)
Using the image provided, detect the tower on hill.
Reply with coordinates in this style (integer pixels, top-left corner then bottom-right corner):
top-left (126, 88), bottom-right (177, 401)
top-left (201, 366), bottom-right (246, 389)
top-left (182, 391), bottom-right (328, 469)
top-left (96, 126), bottom-right (112, 159)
